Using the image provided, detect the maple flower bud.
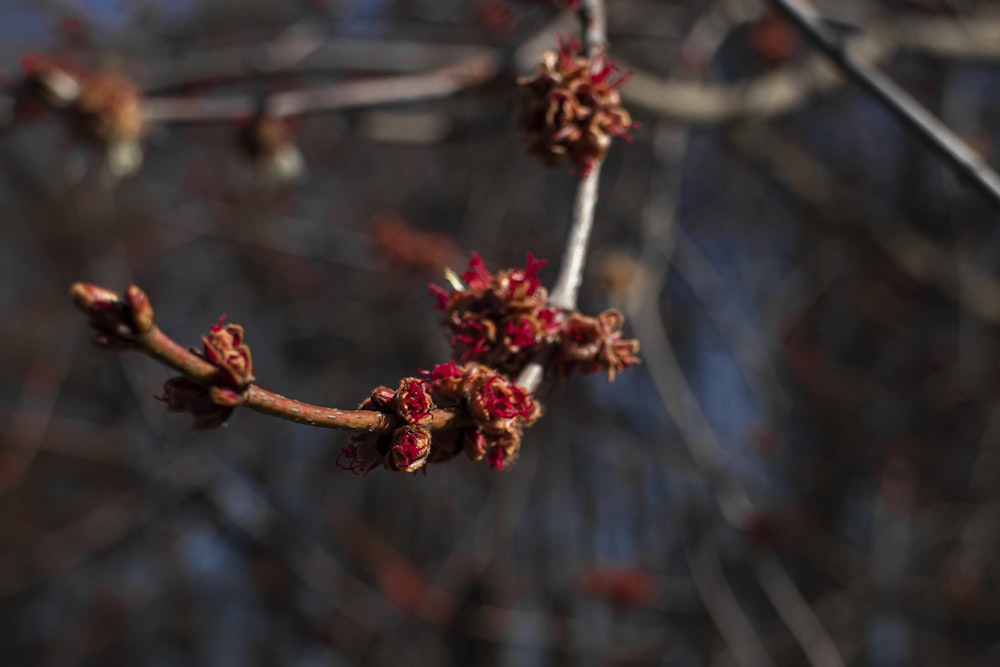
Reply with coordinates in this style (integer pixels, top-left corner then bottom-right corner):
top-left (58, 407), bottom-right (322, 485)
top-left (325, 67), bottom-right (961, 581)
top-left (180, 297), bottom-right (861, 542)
top-left (124, 285), bottom-right (154, 334)
top-left (465, 371), bottom-right (539, 435)
top-left (201, 317), bottom-right (254, 389)
top-left (360, 386), bottom-right (396, 411)
top-left (557, 309), bottom-right (641, 380)
top-left (70, 282), bottom-right (136, 347)
top-left (517, 37), bottom-right (635, 174)
top-left (422, 361), bottom-right (466, 402)
top-left (337, 434), bottom-right (386, 477)
top-left (388, 425), bottom-right (432, 473)
top-left (395, 377), bottom-right (434, 425)
top-left (430, 253), bottom-right (556, 373)
top-left (463, 428), bottom-right (488, 462)
top-left (157, 376), bottom-right (235, 431)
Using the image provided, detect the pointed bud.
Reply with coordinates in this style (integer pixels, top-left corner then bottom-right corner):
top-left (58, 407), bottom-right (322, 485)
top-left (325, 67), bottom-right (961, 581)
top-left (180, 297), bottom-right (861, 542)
top-left (124, 284), bottom-right (154, 334)
top-left (70, 282), bottom-right (119, 311)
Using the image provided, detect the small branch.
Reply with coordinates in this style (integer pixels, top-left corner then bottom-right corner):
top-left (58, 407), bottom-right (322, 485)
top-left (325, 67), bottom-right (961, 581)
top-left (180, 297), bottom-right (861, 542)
top-left (768, 0), bottom-right (1000, 210)
top-left (518, 0), bottom-right (608, 393)
top-left (245, 385), bottom-right (471, 433)
top-left (74, 284), bottom-right (472, 434)
top-left (142, 55), bottom-right (498, 124)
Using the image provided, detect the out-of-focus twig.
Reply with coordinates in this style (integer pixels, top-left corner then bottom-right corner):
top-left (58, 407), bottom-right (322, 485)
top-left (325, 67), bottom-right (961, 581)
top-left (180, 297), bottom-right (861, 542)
top-left (768, 0), bottom-right (1000, 210)
top-left (142, 55), bottom-right (498, 123)
top-left (730, 126), bottom-right (1000, 329)
top-left (622, 14), bottom-right (1000, 124)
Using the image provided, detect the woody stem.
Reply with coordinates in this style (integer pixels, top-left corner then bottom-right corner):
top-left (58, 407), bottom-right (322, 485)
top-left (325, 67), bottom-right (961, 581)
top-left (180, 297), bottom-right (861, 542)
top-left (134, 324), bottom-right (472, 434)
top-left (518, 0), bottom-right (608, 392)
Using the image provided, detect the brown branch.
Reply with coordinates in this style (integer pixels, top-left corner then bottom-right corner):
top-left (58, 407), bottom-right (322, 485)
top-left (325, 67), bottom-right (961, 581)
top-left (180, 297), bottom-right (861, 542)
top-left (70, 282), bottom-right (473, 434)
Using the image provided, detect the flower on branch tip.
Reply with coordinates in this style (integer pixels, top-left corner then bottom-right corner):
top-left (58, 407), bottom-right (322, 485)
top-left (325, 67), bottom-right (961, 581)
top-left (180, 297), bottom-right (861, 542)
top-left (70, 282), bottom-right (154, 349)
top-left (517, 36), bottom-right (636, 175)
top-left (202, 316), bottom-right (255, 390)
top-left (430, 253), bottom-right (557, 374)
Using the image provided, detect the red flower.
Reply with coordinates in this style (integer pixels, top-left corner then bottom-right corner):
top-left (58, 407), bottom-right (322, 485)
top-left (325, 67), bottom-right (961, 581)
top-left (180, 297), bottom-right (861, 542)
top-left (388, 426), bottom-right (432, 473)
top-left (462, 252), bottom-right (495, 292)
top-left (202, 315), bottom-right (254, 389)
top-left (421, 361), bottom-right (465, 401)
top-left (395, 378), bottom-right (434, 425)
top-left (467, 372), bottom-right (539, 434)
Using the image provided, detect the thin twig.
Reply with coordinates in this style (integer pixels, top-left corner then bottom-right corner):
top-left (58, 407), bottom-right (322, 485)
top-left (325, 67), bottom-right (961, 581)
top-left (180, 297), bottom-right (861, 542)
top-left (768, 0), bottom-right (1000, 210)
top-left (142, 56), bottom-right (498, 124)
top-left (79, 298), bottom-right (473, 433)
top-left (518, 0), bottom-right (608, 392)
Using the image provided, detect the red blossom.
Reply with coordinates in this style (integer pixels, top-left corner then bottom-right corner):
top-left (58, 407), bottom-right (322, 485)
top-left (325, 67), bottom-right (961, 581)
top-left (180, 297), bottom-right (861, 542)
top-left (506, 252), bottom-right (547, 299)
top-left (486, 445), bottom-right (506, 471)
top-left (428, 283), bottom-right (451, 311)
top-left (461, 252), bottom-right (494, 291)
top-left (396, 378), bottom-right (434, 425)
top-left (388, 426), bottom-right (432, 473)
top-left (202, 315), bottom-right (254, 389)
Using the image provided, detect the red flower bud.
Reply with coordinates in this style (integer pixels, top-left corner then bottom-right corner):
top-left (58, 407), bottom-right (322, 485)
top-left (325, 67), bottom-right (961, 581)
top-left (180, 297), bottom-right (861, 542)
top-left (388, 426), bottom-right (432, 473)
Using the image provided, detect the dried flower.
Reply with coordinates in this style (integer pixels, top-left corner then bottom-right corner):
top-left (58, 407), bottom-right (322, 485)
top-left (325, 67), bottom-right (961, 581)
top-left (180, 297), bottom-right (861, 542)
top-left (517, 36), bottom-right (635, 174)
top-left (202, 316), bottom-right (255, 389)
top-left (557, 309), bottom-right (640, 380)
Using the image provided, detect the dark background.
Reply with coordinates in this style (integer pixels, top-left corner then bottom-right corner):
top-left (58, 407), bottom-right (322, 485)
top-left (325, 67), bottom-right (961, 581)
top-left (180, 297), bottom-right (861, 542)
top-left (2, 0), bottom-right (999, 665)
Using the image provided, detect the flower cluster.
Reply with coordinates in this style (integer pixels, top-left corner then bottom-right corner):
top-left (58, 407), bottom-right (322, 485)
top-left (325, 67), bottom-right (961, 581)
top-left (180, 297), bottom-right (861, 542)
top-left (338, 362), bottom-right (540, 476)
top-left (429, 252), bottom-right (560, 374)
top-left (18, 54), bottom-right (144, 175)
top-left (158, 316), bottom-right (255, 431)
top-left (517, 37), bottom-right (635, 174)
top-left (430, 253), bottom-right (641, 381)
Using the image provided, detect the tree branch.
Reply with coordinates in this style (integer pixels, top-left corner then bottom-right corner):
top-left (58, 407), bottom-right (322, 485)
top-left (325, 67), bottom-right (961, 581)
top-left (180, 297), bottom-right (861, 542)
top-left (768, 0), bottom-right (1000, 210)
